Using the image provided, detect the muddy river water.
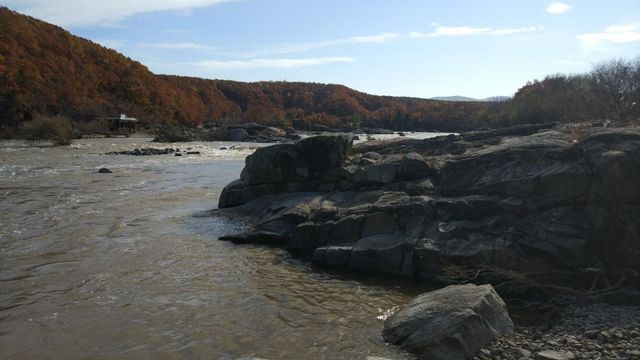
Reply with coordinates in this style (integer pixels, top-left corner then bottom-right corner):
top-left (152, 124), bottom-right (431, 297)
top-left (0, 137), bottom-right (444, 359)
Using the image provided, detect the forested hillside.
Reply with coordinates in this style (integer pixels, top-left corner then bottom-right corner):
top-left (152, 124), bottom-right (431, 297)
top-left (1, 6), bottom-right (638, 137)
top-left (0, 7), bottom-right (489, 133)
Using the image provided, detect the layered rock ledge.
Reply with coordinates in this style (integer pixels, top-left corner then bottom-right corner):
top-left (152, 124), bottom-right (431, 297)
top-left (215, 124), bottom-right (640, 285)
top-left (214, 124), bottom-right (640, 359)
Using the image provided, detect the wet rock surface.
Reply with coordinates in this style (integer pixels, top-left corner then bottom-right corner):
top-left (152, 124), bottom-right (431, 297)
top-left (382, 284), bottom-right (513, 360)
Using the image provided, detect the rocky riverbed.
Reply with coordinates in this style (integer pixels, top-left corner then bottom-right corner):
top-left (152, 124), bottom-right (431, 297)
top-left (213, 123), bottom-right (640, 359)
top-left (152, 123), bottom-right (299, 143)
top-left (476, 303), bottom-right (640, 360)
top-left (150, 122), bottom-right (410, 144)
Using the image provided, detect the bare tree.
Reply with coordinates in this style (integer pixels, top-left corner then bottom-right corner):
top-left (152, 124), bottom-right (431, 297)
top-left (589, 57), bottom-right (640, 125)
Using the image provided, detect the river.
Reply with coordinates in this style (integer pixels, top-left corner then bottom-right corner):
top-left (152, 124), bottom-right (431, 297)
top-left (0, 136), bottom-right (442, 360)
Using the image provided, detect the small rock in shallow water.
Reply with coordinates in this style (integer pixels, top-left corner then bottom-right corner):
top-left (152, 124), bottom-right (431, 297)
top-left (98, 168), bottom-right (112, 173)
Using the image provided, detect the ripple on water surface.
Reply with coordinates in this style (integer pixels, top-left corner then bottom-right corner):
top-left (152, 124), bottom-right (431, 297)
top-left (0, 138), bottom-right (428, 359)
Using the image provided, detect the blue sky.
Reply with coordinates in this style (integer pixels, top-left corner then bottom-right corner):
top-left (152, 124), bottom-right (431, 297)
top-left (4, 0), bottom-right (640, 98)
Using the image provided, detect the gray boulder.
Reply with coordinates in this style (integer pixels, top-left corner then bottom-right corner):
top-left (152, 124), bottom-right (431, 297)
top-left (382, 284), bottom-right (513, 360)
top-left (225, 128), bottom-right (250, 141)
top-left (218, 135), bottom-right (353, 208)
top-left (352, 163), bottom-right (397, 184)
top-left (261, 126), bottom-right (286, 137)
top-left (218, 179), bottom-right (275, 208)
top-left (241, 134), bottom-right (353, 186)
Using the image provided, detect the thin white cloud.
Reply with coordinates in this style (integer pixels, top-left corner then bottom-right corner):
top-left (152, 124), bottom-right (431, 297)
top-left (250, 32), bottom-right (401, 56)
top-left (347, 33), bottom-right (403, 43)
top-left (546, 2), bottom-right (571, 14)
top-left (241, 26), bottom-right (541, 57)
top-left (140, 24), bottom-right (543, 60)
top-left (138, 42), bottom-right (219, 50)
top-left (163, 29), bottom-right (190, 34)
top-left (491, 26), bottom-right (544, 35)
top-left (138, 24), bottom-right (542, 60)
top-left (409, 24), bottom-right (543, 38)
top-left (577, 24), bottom-right (640, 45)
top-left (432, 25), bottom-right (491, 36)
top-left (3, 0), bottom-right (236, 27)
top-left (410, 25), bottom-right (490, 38)
top-left (191, 57), bottom-right (355, 70)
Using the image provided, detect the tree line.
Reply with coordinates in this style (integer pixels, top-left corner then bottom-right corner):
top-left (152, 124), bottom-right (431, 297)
top-left (494, 58), bottom-right (639, 128)
top-left (0, 6), bottom-right (638, 141)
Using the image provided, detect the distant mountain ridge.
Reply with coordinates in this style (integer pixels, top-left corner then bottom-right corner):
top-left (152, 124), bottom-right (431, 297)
top-left (0, 6), bottom-right (496, 132)
top-left (430, 96), bottom-right (511, 102)
top-left (3, 5), bottom-right (634, 137)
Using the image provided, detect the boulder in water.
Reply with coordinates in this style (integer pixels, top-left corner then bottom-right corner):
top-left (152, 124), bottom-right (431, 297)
top-left (382, 284), bottom-right (514, 360)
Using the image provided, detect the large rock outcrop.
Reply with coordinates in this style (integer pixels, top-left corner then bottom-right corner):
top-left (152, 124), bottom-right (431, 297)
top-left (214, 125), bottom-right (640, 284)
top-left (218, 134), bottom-right (353, 208)
top-left (382, 284), bottom-right (514, 360)
top-left (241, 134), bottom-right (352, 185)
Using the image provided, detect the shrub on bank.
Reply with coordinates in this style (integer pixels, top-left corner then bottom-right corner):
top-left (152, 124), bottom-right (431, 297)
top-left (75, 119), bottom-right (110, 137)
top-left (21, 114), bottom-right (74, 146)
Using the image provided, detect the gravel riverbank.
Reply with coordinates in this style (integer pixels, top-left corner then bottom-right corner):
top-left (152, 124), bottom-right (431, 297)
top-left (476, 304), bottom-right (640, 360)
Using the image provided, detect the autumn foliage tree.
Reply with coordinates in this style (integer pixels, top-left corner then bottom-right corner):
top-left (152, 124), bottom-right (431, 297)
top-left (1, 6), bottom-right (638, 138)
top-left (503, 58), bottom-right (639, 126)
top-left (0, 7), bottom-right (498, 135)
